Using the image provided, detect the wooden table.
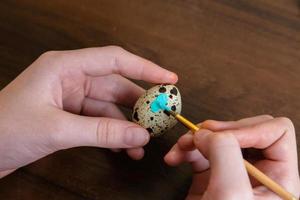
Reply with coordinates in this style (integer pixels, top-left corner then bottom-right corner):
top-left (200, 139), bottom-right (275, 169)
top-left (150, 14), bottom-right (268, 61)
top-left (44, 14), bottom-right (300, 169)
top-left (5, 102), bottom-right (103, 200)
top-left (0, 1), bottom-right (299, 199)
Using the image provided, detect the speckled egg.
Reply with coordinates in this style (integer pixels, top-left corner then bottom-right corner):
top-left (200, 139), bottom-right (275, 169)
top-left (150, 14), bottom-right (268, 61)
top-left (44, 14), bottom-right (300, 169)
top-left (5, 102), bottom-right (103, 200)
top-left (132, 84), bottom-right (182, 137)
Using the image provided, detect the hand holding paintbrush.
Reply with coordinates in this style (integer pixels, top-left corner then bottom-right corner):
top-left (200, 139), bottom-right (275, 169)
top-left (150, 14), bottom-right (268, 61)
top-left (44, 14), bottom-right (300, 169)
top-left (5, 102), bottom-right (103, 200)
top-left (164, 110), bottom-right (299, 200)
top-left (133, 84), bottom-right (299, 199)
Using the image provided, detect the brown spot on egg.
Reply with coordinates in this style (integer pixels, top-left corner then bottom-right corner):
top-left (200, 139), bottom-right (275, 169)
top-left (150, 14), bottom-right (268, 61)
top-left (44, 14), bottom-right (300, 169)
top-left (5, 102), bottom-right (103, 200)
top-left (146, 128), bottom-right (153, 133)
top-left (132, 84), bottom-right (181, 137)
top-left (159, 86), bottom-right (167, 93)
top-left (170, 87), bottom-right (178, 95)
top-left (133, 111), bottom-right (139, 121)
top-left (163, 110), bottom-right (170, 116)
top-left (171, 105), bottom-right (176, 111)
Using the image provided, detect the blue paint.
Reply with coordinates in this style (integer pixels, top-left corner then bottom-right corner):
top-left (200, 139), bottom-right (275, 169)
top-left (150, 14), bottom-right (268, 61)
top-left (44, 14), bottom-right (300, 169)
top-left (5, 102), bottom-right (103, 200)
top-left (150, 93), bottom-right (170, 113)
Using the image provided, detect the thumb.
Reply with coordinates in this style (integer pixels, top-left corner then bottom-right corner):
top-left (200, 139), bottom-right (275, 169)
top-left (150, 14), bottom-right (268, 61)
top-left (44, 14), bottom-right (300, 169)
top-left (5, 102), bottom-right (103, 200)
top-left (193, 129), bottom-right (252, 199)
top-left (50, 111), bottom-right (150, 150)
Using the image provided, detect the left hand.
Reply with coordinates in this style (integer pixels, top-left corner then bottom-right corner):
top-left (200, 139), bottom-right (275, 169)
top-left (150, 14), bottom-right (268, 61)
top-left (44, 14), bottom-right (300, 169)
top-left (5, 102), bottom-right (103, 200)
top-left (0, 46), bottom-right (178, 178)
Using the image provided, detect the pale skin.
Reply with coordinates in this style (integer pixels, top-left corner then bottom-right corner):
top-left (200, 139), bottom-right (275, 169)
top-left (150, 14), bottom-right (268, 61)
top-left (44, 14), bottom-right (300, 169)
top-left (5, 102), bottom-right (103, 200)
top-left (0, 46), bottom-right (299, 199)
top-left (164, 116), bottom-right (300, 199)
top-left (0, 46), bottom-right (178, 177)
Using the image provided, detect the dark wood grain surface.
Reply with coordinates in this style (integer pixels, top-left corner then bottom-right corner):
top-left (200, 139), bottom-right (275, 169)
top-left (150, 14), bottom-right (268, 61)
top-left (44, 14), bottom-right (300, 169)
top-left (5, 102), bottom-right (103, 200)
top-left (0, 0), bottom-right (299, 199)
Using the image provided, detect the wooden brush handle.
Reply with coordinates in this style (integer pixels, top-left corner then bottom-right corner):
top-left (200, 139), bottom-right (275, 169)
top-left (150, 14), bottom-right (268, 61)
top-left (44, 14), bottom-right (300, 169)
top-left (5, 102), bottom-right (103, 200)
top-left (244, 160), bottom-right (297, 200)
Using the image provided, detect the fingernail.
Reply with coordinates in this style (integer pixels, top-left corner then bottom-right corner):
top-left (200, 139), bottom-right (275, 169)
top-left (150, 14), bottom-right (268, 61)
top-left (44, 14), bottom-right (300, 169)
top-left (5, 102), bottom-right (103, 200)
top-left (125, 127), bottom-right (150, 146)
top-left (164, 151), bottom-right (178, 166)
top-left (167, 72), bottom-right (178, 82)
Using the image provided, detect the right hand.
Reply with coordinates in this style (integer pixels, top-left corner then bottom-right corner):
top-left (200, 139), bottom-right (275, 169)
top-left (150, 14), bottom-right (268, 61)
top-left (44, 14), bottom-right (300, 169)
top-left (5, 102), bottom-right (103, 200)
top-left (164, 115), bottom-right (300, 199)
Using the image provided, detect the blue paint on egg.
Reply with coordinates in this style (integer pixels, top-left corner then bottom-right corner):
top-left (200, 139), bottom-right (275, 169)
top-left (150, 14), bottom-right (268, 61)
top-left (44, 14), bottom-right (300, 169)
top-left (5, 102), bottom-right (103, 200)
top-left (150, 93), bottom-right (170, 113)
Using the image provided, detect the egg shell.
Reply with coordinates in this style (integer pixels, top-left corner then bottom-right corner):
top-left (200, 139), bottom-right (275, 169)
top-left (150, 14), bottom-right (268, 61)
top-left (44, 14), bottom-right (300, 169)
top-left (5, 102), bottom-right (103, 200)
top-left (132, 84), bottom-right (182, 137)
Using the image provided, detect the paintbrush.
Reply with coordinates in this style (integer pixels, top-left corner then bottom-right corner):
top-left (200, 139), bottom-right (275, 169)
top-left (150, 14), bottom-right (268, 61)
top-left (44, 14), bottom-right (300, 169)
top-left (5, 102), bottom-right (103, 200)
top-left (165, 110), bottom-right (297, 200)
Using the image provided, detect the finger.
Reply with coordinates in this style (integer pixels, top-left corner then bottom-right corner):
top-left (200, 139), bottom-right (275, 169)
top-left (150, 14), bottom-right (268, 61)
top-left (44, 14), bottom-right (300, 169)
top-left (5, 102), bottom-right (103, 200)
top-left (220, 117), bottom-right (297, 162)
top-left (85, 99), bottom-right (124, 153)
top-left (193, 129), bottom-right (252, 199)
top-left (82, 99), bottom-right (124, 154)
top-left (177, 132), bottom-right (195, 151)
top-left (222, 117), bottom-right (300, 195)
top-left (81, 98), bottom-right (127, 154)
top-left (214, 117), bottom-right (300, 196)
top-left (51, 110), bottom-right (150, 149)
top-left (81, 98), bottom-right (126, 119)
top-left (164, 144), bottom-right (182, 166)
top-left (111, 149), bottom-right (122, 153)
top-left (202, 115), bottom-right (274, 131)
top-left (51, 46), bottom-right (178, 84)
top-left (165, 128), bottom-right (208, 170)
top-left (87, 74), bottom-right (145, 108)
top-left (111, 148), bottom-right (145, 160)
top-left (0, 169), bottom-right (16, 178)
top-left (164, 144), bottom-right (209, 172)
top-left (164, 145), bottom-right (206, 167)
top-left (187, 170), bottom-right (210, 197)
top-left (126, 148), bottom-right (145, 160)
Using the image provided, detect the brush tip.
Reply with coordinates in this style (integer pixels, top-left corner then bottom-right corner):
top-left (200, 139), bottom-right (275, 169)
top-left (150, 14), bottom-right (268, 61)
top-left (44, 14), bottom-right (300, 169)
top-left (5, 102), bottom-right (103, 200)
top-left (164, 109), bottom-right (177, 117)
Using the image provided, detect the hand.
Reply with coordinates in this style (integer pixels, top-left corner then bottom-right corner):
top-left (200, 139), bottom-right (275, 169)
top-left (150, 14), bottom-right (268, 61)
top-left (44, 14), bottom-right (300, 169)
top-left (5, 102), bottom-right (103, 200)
top-left (164, 115), bottom-right (300, 199)
top-left (0, 46), bottom-right (178, 178)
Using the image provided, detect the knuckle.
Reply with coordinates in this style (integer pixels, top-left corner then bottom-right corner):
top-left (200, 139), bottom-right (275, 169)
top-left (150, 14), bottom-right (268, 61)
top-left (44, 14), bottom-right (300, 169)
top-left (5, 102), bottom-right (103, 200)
top-left (35, 50), bottom-right (65, 71)
top-left (202, 119), bottom-right (215, 127)
top-left (277, 117), bottom-right (293, 125)
top-left (38, 50), bottom-right (60, 62)
top-left (106, 45), bottom-right (124, 53)
top-left (104, 46), bottom-right (125, 72)
top-left (208, 132), bottom-right (237, 148)
top-left (277, 117), bottom-right (295, 130)
top-left (110, 74), bottom-right (121, 90)
top-left (261, 114), bottom-right (274, 120)
top-left (96, 119), bottom-right (111, 147)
